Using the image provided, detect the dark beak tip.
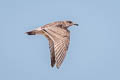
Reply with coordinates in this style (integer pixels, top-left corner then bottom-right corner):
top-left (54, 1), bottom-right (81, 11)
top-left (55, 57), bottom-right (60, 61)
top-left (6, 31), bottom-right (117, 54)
top-left (74, 24), bottom-right (79, 26)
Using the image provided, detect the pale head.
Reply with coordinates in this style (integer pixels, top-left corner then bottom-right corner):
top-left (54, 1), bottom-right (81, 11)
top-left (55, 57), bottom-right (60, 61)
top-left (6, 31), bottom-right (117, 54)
top-left (64, 21), bottom-right (79, 28)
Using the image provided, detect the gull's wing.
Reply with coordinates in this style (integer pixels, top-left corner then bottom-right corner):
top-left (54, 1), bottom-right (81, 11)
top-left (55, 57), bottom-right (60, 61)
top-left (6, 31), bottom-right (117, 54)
top-left (42, 33), bottom-right (56, 67)
top-left (43, 26), bottom-right (70, 68)
top-left (48, 37), bottom-right (56, 67)
top-left (54, 37), bottom-right (70, 68)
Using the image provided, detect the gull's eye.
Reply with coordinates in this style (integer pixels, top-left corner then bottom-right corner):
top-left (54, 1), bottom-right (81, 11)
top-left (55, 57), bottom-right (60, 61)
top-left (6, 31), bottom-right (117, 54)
top-left (67, 21), bottom-right (72, 24)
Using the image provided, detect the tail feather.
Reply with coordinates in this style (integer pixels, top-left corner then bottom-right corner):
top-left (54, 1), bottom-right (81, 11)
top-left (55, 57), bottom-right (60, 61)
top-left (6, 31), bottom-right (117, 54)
top-left (26, 31), bottom-right (36, 35)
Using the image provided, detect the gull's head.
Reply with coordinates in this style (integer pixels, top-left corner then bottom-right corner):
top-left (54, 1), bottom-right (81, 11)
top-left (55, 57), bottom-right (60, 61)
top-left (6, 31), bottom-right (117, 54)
top-left (64, 21), bottom-right (79, 27)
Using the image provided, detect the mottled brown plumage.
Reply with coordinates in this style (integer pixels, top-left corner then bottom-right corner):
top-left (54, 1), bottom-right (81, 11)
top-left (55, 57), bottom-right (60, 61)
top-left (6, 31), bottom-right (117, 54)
top-left (26, 21), bottom-right (78, 69)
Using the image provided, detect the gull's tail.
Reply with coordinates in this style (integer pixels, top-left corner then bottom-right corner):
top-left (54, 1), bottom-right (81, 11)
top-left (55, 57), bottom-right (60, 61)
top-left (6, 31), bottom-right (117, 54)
top-left (25, 29), bottom-right (43, 35)
top-left (26, 30), bottom-right (36, 35)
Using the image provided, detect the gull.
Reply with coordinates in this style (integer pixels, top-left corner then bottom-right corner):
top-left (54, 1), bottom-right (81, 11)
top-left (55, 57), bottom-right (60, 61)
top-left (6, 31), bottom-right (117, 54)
top-left (26, 20), bottom-right (78, 69)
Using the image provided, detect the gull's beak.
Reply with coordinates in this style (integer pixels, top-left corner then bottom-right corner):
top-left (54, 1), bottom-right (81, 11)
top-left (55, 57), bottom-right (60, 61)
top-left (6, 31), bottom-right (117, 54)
top-left (73, 24), bottom-right (79, 26)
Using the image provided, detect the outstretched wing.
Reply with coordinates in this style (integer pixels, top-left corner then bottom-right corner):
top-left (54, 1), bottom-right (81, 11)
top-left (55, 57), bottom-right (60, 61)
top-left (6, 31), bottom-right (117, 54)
top-left (42, 31), bottom-right (56, 67)
top-left (54, 37), bottom-right (70, 68)
top-left (47, 36), bottom-right (55, 67)
top-left (43, 26), bottom-right (70, 68)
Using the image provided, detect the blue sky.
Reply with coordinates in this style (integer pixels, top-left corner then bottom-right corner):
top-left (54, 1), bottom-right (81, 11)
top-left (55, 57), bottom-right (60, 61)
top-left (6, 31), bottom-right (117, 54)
top-left (0, 0), bottom-right (120, 80)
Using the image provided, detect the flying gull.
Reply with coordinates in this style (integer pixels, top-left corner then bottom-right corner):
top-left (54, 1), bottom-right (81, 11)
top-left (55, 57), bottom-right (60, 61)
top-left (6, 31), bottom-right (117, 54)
top-left (26, 20), bottom-right (78, 69)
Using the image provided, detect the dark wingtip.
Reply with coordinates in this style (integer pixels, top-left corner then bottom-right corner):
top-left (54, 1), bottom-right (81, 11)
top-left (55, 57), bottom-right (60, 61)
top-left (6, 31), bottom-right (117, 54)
top-left (51, 62), bottom-right (55, 68)
top-left (51, 64), bottom-right (55, 68)
top-left (51, 57), bottom-right (55, 68)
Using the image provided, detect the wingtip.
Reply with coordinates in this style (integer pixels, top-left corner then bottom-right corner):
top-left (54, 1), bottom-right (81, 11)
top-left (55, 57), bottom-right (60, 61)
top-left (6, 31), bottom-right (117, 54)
top-left (56, 67), bottom-right (60, 69)
top-left (56, 65), bottom-right (60, 69)
top-left (51, 64), bottom-right (61, 69)
top-left (51, 62), bottom-right (55, 68)
top-left (51, 64), bottom-right (54, 68)
top-left (51, 56), bottom-right (55, 68)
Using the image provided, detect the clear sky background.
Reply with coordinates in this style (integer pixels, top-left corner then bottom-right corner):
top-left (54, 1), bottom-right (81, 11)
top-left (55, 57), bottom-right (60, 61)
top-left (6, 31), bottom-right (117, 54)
top-left (0, 0), bottom-right (120, 80)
